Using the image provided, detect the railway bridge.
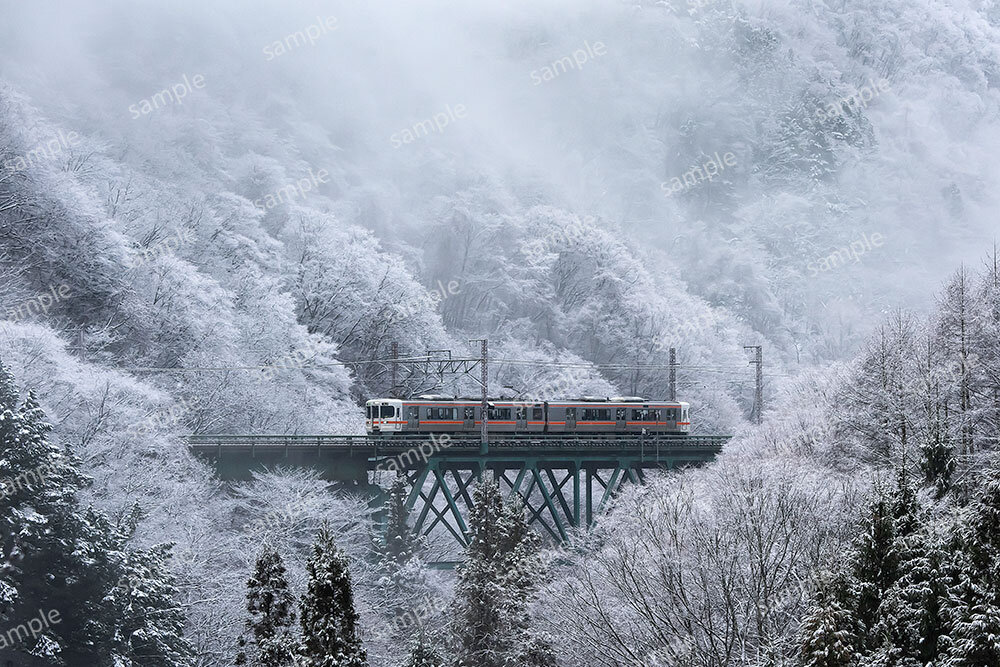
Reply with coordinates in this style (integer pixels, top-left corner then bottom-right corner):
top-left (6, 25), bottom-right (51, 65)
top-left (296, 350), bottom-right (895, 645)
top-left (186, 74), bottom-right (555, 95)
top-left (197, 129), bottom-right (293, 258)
top-left (188, 433), bottom-right (729, 545)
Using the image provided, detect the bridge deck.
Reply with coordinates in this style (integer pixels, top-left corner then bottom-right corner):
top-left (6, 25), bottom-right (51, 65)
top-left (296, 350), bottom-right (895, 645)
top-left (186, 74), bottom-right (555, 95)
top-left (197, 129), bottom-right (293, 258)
top-left (186, 433), bottom-right (732, 544)
top-left (188, 433), bottom-right (730, 454)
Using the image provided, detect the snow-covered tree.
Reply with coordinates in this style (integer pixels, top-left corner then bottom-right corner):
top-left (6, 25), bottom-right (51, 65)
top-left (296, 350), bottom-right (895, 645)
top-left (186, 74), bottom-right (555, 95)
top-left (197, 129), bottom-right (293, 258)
top-left (0, 361), bottom-right (193, 665)
top-left (236, 548), bottom-right (297, 667)
top-left (449, 478), bottom-right (551, 667)
top-left (798, 579), bottom-right (860, 667)
top-left (378, 475), bottom-right (422, 572)
top-left (943, 462), bottom-right (1000, 666)
top-left (403, 633), bottom-right (445, 667)
top-left (106, 540), bottom-right (194, 666)
top-left (298, 527), bottom-right (367, 667)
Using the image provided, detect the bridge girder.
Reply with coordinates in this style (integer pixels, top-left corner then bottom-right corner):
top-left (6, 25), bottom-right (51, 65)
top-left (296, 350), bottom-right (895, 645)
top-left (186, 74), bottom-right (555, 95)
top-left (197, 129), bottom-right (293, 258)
top-left (188, 433), bottom-right (727, 546)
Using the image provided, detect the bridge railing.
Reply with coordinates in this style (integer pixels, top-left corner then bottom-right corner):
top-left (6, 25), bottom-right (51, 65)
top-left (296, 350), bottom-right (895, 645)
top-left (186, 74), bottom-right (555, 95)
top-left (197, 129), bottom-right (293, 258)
top-left (186, 433), bottom-right (730, 450)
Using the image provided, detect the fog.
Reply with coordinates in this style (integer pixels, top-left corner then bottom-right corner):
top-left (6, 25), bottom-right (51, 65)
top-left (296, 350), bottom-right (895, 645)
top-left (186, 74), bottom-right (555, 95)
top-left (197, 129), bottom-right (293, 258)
top-left (3, 0), bottom-right (1000, 364)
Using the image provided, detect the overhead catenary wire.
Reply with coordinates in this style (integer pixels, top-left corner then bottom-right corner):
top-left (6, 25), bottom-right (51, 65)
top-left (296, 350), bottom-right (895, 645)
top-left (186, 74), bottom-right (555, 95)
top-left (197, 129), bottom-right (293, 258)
top-left (120, 356), bottom-right (789, 376)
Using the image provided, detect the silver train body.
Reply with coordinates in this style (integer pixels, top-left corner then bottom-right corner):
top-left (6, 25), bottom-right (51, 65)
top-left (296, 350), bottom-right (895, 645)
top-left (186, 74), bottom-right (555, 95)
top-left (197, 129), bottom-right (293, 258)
top-left (365, 395), bottom-right (690, 435)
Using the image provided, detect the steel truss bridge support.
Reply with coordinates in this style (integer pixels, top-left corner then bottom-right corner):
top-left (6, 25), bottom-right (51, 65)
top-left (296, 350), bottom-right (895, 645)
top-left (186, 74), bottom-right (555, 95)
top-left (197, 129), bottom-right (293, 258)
top-left (400, 448), bottom-right (720, 546)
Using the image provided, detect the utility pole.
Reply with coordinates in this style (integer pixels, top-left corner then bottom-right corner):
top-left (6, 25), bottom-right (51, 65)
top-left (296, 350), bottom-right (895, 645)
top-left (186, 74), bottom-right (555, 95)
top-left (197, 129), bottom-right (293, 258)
top-left (668, 347), bottom-right (677, 401)
top-left (469, 339), bottom-right (489, 455)
top-left (390, 341), bottom-right (398, 398)
top-left (743, 345), bottom-right (763, 424)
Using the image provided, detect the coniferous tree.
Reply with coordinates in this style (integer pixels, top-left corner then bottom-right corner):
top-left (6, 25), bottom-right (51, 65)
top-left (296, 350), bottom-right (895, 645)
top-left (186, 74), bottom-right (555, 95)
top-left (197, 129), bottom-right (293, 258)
top-left (105, 540), bottom-right (194, 667)
top-left (404, 632), bottom-right (445, 667)
top-left (0, 362), bottom-right (193, 666)
top-left (848, 484), bottom-right (900, 644)
top-left (942, 463), bottom-right (1000, 666)
top-left (878, 525), bottom-right (950, 665)
top-left (379, 474), bottom-right (422, 570)
top-left (236, 548), bottom-right (297, 667)
top-left (298, 527), bottom-right (367, 667)
top-left (799, 471), bottom-right (928, 665)
top-left (798, 578), bottom-right (860, 667)
top-left (450, 477), bottom-right (552, 667)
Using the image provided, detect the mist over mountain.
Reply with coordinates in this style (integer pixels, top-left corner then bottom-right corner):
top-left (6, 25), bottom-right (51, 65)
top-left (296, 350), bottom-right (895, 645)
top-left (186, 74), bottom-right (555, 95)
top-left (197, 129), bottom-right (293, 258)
top-left (3, 1), bottom-right (1000, 665)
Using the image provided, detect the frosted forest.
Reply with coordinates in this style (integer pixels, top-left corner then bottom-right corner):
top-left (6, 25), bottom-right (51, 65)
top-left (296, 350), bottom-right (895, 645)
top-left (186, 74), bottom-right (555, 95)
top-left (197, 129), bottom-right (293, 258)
top-left (2, 0), bottom-right (1000, 665)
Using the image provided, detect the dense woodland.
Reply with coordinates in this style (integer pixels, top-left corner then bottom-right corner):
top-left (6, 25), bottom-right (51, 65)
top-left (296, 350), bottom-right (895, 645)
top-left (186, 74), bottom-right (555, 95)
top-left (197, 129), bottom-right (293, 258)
top-left (3, 0), bottom-right (1000, 665)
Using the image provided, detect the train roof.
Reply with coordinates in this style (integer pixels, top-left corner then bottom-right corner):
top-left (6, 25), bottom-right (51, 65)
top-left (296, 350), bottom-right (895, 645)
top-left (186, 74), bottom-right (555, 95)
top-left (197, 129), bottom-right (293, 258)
top-left (365, 396), bottom-right (687, 405)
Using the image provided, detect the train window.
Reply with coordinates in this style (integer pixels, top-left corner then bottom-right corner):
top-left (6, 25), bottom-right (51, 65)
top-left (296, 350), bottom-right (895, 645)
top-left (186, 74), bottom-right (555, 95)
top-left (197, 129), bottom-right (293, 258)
top-left (532, 407), bottom-right (544, 420)
top-left (365, 406), bottom-right (371, 419)
top-left (616, 408), bottom-right (626, 421)
top-left (582, 408), bottom-right (610, 421)
top-left (381, 405), bottom-right (396, 418)
top-left (488, 407), bottom-right (512, 420)
top-left (631, 409), bottom-right (659, 421)
top-left (408, 407), bottom-right (419, 420)
top-left (464, 407), bottom-right (476, 420)
top-left (565, 407), bottom-right (577, 418)
top-left (428, 407), bottom-right (456, 419)
top-left (515, 406), bottom-right (527, 420)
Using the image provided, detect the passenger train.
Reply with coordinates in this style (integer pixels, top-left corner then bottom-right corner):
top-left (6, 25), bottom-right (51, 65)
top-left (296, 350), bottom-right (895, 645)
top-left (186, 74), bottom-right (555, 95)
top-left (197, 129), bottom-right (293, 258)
top-left (364, 395), bottom-right (690, 435)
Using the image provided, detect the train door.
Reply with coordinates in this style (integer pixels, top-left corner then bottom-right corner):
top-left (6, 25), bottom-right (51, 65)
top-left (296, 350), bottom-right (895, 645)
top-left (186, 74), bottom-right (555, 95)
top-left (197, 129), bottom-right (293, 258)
top-left (565, 407), bottom-right (577, 431)
top-left (616, 408), bottom-right (627, 432)
top-left (515, 405), bottom-right (527, 431)
top-left (407, 405), bottom-right (419, 430)
top-left (463, 406), bottom-right (475, 430)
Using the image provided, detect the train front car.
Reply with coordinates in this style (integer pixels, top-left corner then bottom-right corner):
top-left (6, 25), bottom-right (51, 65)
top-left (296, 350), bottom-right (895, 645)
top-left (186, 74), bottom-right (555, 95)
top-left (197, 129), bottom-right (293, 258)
top-left (365, 398), bottom-right (404, 434)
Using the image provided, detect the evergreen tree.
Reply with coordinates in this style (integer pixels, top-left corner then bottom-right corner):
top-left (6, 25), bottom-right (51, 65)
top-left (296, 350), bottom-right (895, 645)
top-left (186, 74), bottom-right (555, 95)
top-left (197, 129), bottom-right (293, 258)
top-left (799, 472), bottom-right (929, 665)
top-left (107, 541), bottom-right (194, 666)
top-left (942, 463), bottom-right (1000, 666)
top-left (298, 527), bottom-right (367, 667)
top-left (450, 477), bottom-right (552, 667)
top-left (404, 632), bottom-right (445, 667)
top-left (0, 362), bottom-right (193, 665)
top-left (848, 484), bottom-right (899, 643)
top-left (798, 579), bottom-right (860, 667)
top-left (878, 526), bottom-right (950, 665)
top-left (379, 474), bottom-right (422, 570)
top-left (236, 548), bottom-right (297, 666)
